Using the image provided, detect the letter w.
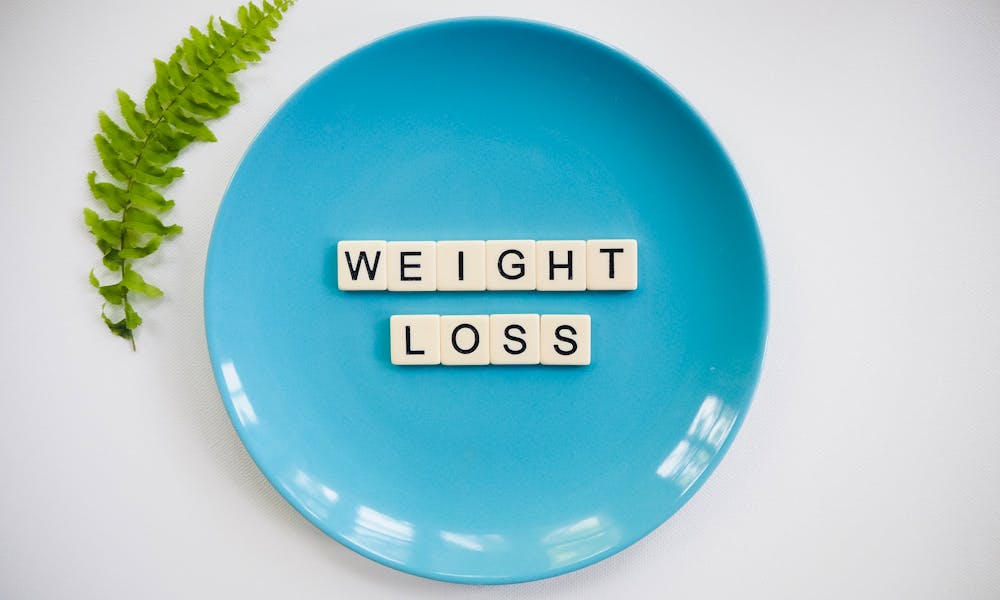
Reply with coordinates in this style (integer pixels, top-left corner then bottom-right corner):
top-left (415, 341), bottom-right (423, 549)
top-left (344, 250), bottom-right (382, 280)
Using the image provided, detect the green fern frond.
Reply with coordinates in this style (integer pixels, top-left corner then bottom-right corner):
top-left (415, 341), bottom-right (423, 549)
top-left (85, 0), bottom-right (294, 349)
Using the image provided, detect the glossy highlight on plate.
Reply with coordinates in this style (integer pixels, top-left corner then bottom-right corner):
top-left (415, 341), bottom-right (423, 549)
top-left (205, 18), bottom-right (767, 584)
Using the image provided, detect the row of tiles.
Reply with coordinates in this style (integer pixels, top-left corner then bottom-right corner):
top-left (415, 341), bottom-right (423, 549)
top-left (390, 314), bottom-right (591, 366)
top-left (338, 240), bottom-right (637, 292)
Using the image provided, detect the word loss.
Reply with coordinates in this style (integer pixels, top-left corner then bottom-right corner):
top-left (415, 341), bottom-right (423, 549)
top-left (337, 239), bottom-right (637, 291)
top-left (390, 314), bottom-right (591, 366)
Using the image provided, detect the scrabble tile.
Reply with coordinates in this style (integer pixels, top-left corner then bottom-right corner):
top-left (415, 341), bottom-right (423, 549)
top-left (485, 240), bottom-right (536, 290)
top-left (535, 240), bottom-right (587, 291)
top-left (540, 314), bottom-right (591, 365)
top-left (390, 315), bottom-right (440, 365)
top-left (436, 241), bottom-right (486, 291)
top-left (337, 240), bottom-right (387, 291)
top-left (387, 241), bottom-right (436, 291)
top-left (587, 239), bottom-right (638, 290)
top-left (489, 314), bottom-right (540, 365)
top-left (440, 315), bottom-right (491, 365)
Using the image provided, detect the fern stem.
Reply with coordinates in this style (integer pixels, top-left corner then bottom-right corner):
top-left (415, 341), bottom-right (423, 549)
top-left (120, 261), bottom-right (135, 351)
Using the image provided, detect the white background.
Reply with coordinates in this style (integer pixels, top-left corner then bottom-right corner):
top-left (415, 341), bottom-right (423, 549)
top-left (2, 1), bottom-right (998, 597)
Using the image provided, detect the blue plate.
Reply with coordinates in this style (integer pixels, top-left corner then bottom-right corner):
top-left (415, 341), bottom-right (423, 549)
top-left (205, 18), bottom-right (767, 584)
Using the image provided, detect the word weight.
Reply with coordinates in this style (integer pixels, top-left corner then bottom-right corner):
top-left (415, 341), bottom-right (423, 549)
top-left (338, 240), bottom-right (637, 292)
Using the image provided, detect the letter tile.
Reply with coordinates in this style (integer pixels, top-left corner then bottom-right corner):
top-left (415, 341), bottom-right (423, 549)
top-left (387, 241), bottom-right (436, 291)
top-left (437, 241), bottom-right (486, 291)
top-left (540, 314), bottom-right (591, 365)
top-left (489, 314), bottom-right (540, 365)
top-left (587, 239), bottom-right (638, 290)
top-left (536, 241), bottom-right (587, 291)
top-left (485, 240), bottom-right (536, 290)
top-left (440, 315), bottom-right (491, 365)
top-left (390, 315), bottom-right (441, 365)
top-left (337, 240), bottom-right (387, 291)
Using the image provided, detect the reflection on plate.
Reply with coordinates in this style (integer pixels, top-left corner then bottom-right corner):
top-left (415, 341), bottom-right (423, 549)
top-left (205, 18), bottom-right (767, 584)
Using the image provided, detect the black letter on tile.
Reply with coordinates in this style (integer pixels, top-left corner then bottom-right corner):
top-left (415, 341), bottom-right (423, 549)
top-left (344, 250), bottom-right (381, 281)
top-left (503, 324), bottom-right (527, 355)
top-left (498, 249), bottom-right (525, 280)
top-left (400, 251), bottom-right (422, 281)
top-left (405, 326), bottom-right (425, 355)
top-left (458, 250), bottom-right (465, 281)
top-left (548, 251), bottom-right (573, 281)
top-left (599, 248), bottom-right (624, 278)
top-left (451, 324), bottom-right (480, 354)
top-left (553, 325), bottom-right (578, 356)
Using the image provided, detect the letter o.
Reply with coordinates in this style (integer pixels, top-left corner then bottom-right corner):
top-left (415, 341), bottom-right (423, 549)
top-left (451, 323), bottom-right (480, 354)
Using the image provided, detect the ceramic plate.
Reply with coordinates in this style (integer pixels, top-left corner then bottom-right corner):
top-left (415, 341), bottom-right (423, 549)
top-left (205, 18), bottom-right (767, 584)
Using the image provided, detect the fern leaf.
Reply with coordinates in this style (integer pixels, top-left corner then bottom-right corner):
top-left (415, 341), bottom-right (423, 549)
top-left (83, 208), bottom-right (124, 245)
top-left (199, 68), bottom-right (240, 102)
top-left (98, 112), bottom-right (141, 161)
top-left (188, 84), bottom-right (233, 116)
top-left (138, 141), bottom-right (178, 168)
top-left (164, 57), bottom-right (192, 89)
top-left (124, 301), bottom-right (143, 329)
top-left (119, 235), bottom-right (163, 259)
top-left (117, 90), bottom-right (152, 138)
top-left (165, 107), bottom-right (217, 141)
top-left (123, 207), bottom-right (183, 236)
top-left (181, 37), bottom-right (209, 73)
top-left (231, 43), bottom-right (262, 64)
top-left (121, 266), bottom-right (164, 298)
top-left (85, 0), bottom-right (294, 348)
top-left (178, 94), bottom-right (224, 120)
top-left (237, 5), bottom-right (252, 29)
top-left (99, 283), bottom-right (128, 305)
top-left (152, 60), bottom-right (181, 106)
top-left (154, 129), bottom-right (196, 154)
top-left (131, 162), bottom-right (185, 186)
top-left (102, 251), bottom-right (124, 272)
top-left (87, 171), bottom-right (129, 212)
top-left (102, 312), bottom-right (135, 347)
top-left (93, 135), bottom-right (133, 181)
top-left (219, 18), bottom-right (243, 42)
top-left (129, 182), bottom-right (174, 212)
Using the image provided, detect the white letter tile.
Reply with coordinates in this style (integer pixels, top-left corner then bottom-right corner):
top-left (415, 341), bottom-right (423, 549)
top-left (440, 315), bottom-right (491, 365)
top-left (489, 314), bottom-right (540, 365)
top-left (536, 241), bottom-right (587, 291)
top-left (540, 314), bottom-right (591, 365)
top-left (337, 240), bottom-right (387, 291)
top-left (387, 241), bottom-right (436, 291)
top-left (390, 315), bottom-right (440, 365)
top-left (436, 241), bottom-right (486, 291)
top-left (587, 239), bottom-right (637, 290)
top-left (485, 240), bottom-right (536, 290)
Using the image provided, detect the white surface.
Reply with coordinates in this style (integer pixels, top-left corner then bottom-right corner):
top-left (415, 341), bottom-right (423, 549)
top-left (1, 0), bottom-right (999, 597)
